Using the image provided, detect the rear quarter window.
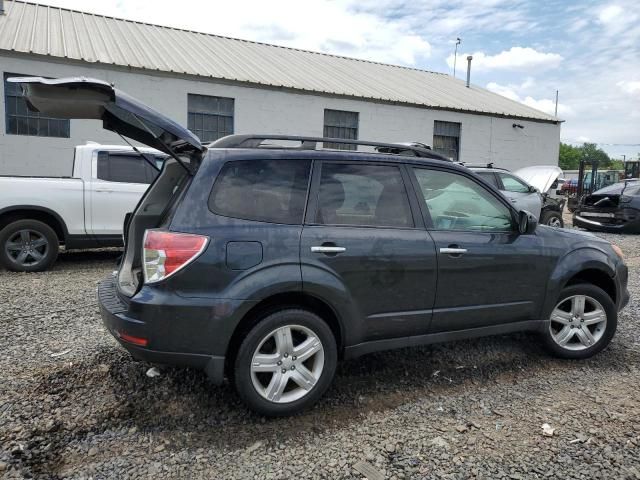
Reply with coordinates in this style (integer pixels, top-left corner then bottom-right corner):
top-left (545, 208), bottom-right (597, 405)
top-left (208, 159), bottom-right (311, 224)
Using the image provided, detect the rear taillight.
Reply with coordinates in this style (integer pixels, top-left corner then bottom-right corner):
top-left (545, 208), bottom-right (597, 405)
top-left (143, 230), bottom-right (209, 283)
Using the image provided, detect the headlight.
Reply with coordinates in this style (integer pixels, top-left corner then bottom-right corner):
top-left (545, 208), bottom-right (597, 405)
top-left (611, 244), bottom-right (624, 260)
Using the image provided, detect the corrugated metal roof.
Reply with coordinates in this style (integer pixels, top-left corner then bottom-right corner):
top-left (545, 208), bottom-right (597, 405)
top-left (0, 1), bottom-right (559, 123)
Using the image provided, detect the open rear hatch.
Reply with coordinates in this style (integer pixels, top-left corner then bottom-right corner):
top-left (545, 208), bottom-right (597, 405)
top-left (9, 76), bottom-right (206, 296)
top-left (8, 76), bottom-right (204, 156)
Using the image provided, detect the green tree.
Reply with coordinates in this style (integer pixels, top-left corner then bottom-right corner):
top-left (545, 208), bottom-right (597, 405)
top-left (580, 143), bottom-right (611, 168)
top-left (558, 142), bottom-right (611, 170)
top-left (558, 142), bottom-right (581, 169)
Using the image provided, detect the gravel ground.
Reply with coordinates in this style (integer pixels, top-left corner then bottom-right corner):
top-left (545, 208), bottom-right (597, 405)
top-left (1, 222), bottom-right (640, 479)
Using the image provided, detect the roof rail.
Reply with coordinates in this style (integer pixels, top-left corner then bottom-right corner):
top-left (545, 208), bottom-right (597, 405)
top-left (208, 134), bottom-right (451, 161)
top-left (463, 162), bottom-right (508, 170)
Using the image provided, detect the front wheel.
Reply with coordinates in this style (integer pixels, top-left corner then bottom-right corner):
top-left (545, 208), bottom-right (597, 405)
top-left (0, 219), bottom-right (59, 272)
top-left (542, 284), bottom-right (616, 359)
top-left (233, 309), bottom-right (337, 416)
top-left (540, 210), bottom-right (564, 228)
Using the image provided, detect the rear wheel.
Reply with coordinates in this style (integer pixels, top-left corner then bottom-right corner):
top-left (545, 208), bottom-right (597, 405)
top-left (0, 219), bottom-right (59, 272)
top-left (233, 309), bottom-right (337, 416)
top-left (542, 284), bottom-right (616, 359)
top-left (541, 210), bottom-right (564, 228)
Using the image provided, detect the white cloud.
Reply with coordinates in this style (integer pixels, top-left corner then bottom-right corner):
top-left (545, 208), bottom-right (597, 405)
top-left (486, 82), bottom-right (574, 118)
top-left (617, 80), bottom-right (640, 95)
top-left (447, 47), bottom-right (563, 72)
top-left (599, 5), bottom-right (623, 23)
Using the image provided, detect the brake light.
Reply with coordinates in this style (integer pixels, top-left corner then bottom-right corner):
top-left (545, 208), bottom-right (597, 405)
top-left (143, 230), bottom-right (208, 283)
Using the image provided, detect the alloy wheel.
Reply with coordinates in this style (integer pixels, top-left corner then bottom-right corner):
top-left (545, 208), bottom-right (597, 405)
top-left (4, 229), bottom-right (49, 267)
top-left (549, 294), bottom-right (607, 351)
top-left (250, 325), bottom-right (325, 403)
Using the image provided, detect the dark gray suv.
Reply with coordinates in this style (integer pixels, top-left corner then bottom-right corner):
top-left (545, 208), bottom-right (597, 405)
top-left (13, 77), bottom-right (629, 416)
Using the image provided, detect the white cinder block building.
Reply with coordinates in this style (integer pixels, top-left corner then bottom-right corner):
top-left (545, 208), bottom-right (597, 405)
top-left (0, 0), bottom-right (561, 176)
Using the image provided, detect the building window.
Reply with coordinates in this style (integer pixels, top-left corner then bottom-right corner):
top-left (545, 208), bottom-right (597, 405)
top-left (323, 109), bottom-right (358, 150)
top-left (4, 73), bottom-right (70, 137)
top-left (187, 93), bottom-right (234, 142)
top-left (433, 121), bottom-right (461, 161)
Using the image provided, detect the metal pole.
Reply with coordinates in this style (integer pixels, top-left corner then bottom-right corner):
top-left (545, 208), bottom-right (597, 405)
top-left (453, 38), bottom-right (461, 77)
top-left (554, 90), bottom-right (559, 116)
top-left (466, 56), bottom-right (473, 88)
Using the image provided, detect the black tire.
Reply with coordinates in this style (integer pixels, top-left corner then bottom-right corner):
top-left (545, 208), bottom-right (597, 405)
top-left (233, 309), bottom-right (337, 417)
top-left (0, 219), bottom-right (59, 272)
top-left (542, 283), bottom-right (617, 359)
top-left (540, 210), bottom-right (564, 228)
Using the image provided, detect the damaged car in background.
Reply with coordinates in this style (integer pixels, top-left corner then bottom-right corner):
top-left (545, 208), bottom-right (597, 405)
top-left (471, 165), bottom-right (566, 227)
top-left (574, 180), bottom-right (640, 233)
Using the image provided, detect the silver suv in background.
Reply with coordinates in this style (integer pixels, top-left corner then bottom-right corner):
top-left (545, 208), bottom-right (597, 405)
top-left (471, 165), bottom-right (565, 227)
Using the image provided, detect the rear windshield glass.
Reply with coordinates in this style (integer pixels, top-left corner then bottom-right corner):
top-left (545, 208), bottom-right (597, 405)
top-left (208, 159), bottom-right (311, 224)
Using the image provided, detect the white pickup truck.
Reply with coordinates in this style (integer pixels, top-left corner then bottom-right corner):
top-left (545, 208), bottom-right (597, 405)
top-left (0, 143), bottom-right (166, 272)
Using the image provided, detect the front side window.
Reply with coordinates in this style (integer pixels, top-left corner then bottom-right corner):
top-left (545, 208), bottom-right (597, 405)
top-left (433, 121), bottom-right (461, 161)
top-left (413, 168), bottom-right (513, 232)
top-left (97, 152), bottom-right (164, 184)
top-left (187, 94), bottom-right (234, 142)
top-left (316, 163), bottom-right (413, 228)
top-left (4, 73), bottom-right (70, 137)
top-left (209, 160), bottom-right (311, 224)
top-left (498, 173), bottom-right (530, 193)
top-left (323, 109), bottom-right (359, 150)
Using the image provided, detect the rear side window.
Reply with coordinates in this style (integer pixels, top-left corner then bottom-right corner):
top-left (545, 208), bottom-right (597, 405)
top-left (209, 160), bottom-right (311, 224)
top-left (97, 152), bottom-right (163, 184)
top-left (498, 173), bottom-right (530, 193)
top-left (316, 163), bottom-right (414, 228)
top-left (474, 171), bottom-right (499, 188)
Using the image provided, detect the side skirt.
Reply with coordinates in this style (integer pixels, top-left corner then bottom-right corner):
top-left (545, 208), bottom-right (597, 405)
top-left (343, 320), bottom-right (549, 359)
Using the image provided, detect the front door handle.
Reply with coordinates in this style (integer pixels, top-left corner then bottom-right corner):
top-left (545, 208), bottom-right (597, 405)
top-left (439, 247), bottom-right (467, 255)
top-left (311, 246), bottom-right (346, 253)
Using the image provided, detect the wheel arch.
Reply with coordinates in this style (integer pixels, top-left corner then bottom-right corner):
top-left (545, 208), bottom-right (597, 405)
top-left (564, 268), bottom-right (616, 304)
top-left (544, 248), bottom-right (617, 318)
top-left (224, 291), bottom-right (344, 375)
top-left (0, 205), bottom-right (69, 244)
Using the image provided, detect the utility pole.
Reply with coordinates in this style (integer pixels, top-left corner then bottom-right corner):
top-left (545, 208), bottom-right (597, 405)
top-left (554, 90), bottom-right (559, 116)
top-left (453, 38), bottom-right (461, 77)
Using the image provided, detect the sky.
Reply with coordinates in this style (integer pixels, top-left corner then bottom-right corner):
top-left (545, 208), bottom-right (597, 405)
top-left (41, 0), bottom-right (640, 159)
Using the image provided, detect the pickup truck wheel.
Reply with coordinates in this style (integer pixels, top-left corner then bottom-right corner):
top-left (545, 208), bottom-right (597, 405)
top-left (542, 284), bottom-right (616, 359)
top-left (234, 309), bottom-right (337, 417)
top-left (540, 210), bottom-right (564, 228)
top-left (0, 219), bottom-right (59, 272)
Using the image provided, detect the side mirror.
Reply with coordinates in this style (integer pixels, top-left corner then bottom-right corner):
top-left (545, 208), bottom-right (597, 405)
top-left (528, 185), bottom-right (538, 193)
top-left (518, 210), bottom-right (538, 234)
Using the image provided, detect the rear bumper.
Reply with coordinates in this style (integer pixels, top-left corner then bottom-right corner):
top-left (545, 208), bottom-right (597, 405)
top-left (98, 276), bottom-right (226, 384)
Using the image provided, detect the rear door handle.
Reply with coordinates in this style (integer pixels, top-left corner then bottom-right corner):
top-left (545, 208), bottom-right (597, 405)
top-left (311, 246), bottom-right (346, 253)
top-left (439, 247), bottom-right (467, 255)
